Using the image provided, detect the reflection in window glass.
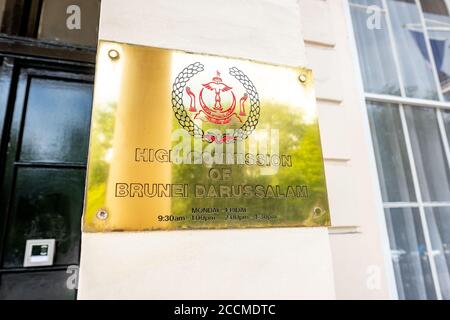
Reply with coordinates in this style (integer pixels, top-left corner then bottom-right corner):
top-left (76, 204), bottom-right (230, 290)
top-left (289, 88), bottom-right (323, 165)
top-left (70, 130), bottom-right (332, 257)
top-left (443, 110), bottom-right (450, 139)
top-left (426, 207), bottom-right (450, 300)
top-left (385, 207), bottom-right (436, 300)
top-left (404, 106), bottom-right (450, 202)
top-left (20, 78), bottom-right (93, 164)
top-left (350, 5), bottom-right (401, 95)
top-left (387, 0), bottom-right (439, 100)
top-left (349, 0), bottom-right (383, 6)
top-left (367, 101), bottom-right (416, 202)
top-left (420, 1), bottom-right (450, 101)
top-left (350, 0), bottom-right (450, 300)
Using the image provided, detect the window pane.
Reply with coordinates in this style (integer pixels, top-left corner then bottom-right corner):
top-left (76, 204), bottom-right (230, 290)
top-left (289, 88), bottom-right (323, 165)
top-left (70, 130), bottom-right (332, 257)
top-left (20, 77), bottom-right (93, 164)
top-left (38, 0), bottom-right (100, 47)
top-left (404, 106), bottom-right (450, 202)
top-left (387, 0), bottom-right (440, 100)
top-left (426, 207), bottom-right (450, 300)
top-left (350, 0), bottom-right (383, 7)
top-left (367, 101), bottom-right (416, 202)
top-left (444, 109), bottom-right (450, 139)
top-left (385, 207), bottom-right (437, 300)
top-left (350, 5), bottom-right (401, 95)
top-left (421, 2), bottom-right (450, 101)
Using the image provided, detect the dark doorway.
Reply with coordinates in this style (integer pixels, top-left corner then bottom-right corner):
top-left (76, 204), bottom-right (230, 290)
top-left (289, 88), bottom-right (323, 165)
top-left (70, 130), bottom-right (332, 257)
top-left (0, 0), bottom-right (99, 300)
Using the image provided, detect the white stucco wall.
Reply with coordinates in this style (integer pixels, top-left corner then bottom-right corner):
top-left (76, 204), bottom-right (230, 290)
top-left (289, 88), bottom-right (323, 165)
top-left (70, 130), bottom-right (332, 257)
top-left (77, 0), bottom-right (337, 300)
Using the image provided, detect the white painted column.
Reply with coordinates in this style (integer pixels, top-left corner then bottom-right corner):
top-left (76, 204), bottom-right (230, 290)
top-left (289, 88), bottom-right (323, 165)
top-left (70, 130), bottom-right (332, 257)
top-left (77, 0), bottom-right (336, 299)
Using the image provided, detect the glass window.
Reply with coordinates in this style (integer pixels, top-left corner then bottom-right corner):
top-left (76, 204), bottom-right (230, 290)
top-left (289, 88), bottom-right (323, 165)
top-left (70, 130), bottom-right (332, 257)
top-left (350, 0), bottom-right (450, 300)
top-left (444, 109), bottom-right (450, 138)
top-left (420, 1), bottom-right (450, 101)
top-left (426, 207), bottom-right (450, 300)
top-left (20, 77), bottom-right (93, 164)
top-left (350, 3), bottom-right (401, 95)
top-left (37, 0), bottom-right (100, 47)
top-left (404, 106), bottom-right (450, 202)
top-left (350, 0), bottom-right (383, 6)
top-left (367, 101), bottom-right (416, 202)
top-left (385, 207), bottom-right (437, 300)
top-left (387, 0), bottom-right (440, 100)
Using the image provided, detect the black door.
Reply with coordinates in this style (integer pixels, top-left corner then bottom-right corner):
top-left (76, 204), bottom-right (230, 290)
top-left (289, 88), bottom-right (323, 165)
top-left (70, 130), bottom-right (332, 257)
top-left (0, 59), bottom-right (94, 299)
top-left (0, 0), bottom-right (99, 300)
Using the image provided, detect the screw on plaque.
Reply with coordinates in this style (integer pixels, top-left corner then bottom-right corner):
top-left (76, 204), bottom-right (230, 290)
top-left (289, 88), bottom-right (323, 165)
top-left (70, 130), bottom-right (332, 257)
top-left (298, 74), bottom-right (308, 83)
top-left (96, 209), bottom-right (109, 220)
top-left (313, 207), bottom-right (323, 217)
top-left (108, 49), bottom-right (120, 60)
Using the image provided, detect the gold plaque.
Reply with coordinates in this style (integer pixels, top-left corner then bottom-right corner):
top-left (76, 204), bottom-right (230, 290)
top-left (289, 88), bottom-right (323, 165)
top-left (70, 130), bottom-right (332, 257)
top-left (83, 40), bottom-right (330, 232)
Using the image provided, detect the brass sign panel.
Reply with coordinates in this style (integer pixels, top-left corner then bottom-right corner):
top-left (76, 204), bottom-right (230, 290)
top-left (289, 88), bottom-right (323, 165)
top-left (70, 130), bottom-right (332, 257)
top-left (83, 40), bottom-right (330, 232)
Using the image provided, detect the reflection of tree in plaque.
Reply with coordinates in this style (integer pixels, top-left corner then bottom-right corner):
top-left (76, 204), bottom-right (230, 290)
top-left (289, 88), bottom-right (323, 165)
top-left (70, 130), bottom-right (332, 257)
top-left (86, 102), bottom-right (116, 216)
top-left (171, 102), bottom-right (329, 228)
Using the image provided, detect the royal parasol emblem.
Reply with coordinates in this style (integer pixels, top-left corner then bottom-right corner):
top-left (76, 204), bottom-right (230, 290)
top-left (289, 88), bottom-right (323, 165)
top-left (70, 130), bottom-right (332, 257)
top-left (171, 62), bottom-right (260, 143)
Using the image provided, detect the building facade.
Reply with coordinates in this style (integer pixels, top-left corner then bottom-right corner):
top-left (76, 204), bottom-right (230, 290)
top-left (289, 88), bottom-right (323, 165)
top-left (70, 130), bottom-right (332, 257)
top-left (0, 0), bottom-right (448, 300)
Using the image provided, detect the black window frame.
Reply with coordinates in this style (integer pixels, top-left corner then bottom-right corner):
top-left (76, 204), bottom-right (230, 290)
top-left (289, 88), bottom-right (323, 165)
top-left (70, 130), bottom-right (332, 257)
top-left (0, 0), bottom-right (97, 64)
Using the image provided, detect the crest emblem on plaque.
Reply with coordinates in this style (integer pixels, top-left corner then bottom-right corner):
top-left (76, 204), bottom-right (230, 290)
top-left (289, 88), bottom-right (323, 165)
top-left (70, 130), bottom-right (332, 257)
top-left (171, 63), bottom-right (260, 143)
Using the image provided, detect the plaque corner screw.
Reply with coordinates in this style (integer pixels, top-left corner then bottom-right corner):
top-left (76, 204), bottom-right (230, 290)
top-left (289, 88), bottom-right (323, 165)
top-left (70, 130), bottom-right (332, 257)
top-left (96, 209), bottom-right (109, 220)
top-left (298, 74), bottom-right (308, 83)
top-left (313, 207), bottom-right (323, 216)
top-left (108, 49), bottom-right (120, 60)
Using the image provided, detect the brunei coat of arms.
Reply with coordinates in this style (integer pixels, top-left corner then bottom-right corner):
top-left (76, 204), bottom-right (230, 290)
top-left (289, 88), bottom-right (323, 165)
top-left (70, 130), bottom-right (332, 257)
top-left (171, 62), bottom-right (260, 143)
